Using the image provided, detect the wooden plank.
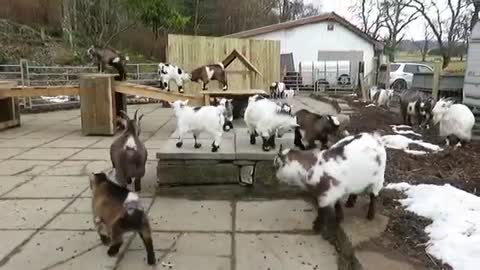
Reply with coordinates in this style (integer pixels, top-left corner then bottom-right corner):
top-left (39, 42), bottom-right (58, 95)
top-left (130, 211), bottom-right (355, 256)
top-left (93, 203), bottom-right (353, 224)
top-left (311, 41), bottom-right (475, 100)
top-left (0, 85), bottom-right (79, 98)
top-left (79, 75), bottom-right (115, 136)
top-left (114, 82), bottom-right (203, 106)
top-left (0, 119), bottom-right (20, 130)
top-left (202, 89), bottom-right (267, 96)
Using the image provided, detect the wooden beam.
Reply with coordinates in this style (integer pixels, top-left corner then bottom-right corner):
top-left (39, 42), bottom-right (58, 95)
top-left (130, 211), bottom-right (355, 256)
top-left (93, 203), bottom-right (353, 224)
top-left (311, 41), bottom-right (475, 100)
top-left (432, 60), bottom-right (442, 100)
top-left (114, 82), bottom-right (204, 106)
top-left (222, 49), bottom-right (263, 76)
top-left (0, 85), bottom-right (79, 98)
top-left (202, 89), bottom-right (267, 96)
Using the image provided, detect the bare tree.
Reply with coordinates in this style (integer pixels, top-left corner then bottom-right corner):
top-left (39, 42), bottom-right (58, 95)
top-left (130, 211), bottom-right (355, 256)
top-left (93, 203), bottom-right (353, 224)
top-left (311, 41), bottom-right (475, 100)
top-left (382, 0), bottom-right (419, 61)
top-left (469, 0), bottom-right (480, 30)
top-left (412, 23), bottom-right (432, 61)
top-left (408, 0), bottom-right (470, 68)
top-left (276, 0), bottom-right (320, 22)
top-left (63, 0), bottom-right (135, 47)
top-left (349, 0), bottom-right (385, 40)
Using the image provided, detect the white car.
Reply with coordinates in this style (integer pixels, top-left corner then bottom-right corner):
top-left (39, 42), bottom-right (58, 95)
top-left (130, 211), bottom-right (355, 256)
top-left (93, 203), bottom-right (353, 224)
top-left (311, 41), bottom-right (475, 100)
top-left (390, 63), bottom-right (433, 90)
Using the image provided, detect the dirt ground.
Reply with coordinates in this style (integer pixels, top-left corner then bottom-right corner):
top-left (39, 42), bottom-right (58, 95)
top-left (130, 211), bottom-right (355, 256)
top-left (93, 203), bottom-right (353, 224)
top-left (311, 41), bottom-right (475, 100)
top-left (343, 97), bottom-right (480, 270)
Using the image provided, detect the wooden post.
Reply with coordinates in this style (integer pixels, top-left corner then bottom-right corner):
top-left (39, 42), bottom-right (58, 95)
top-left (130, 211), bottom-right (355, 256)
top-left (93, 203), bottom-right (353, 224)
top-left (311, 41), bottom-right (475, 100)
top-left (358, 61), bottom-right (368, 102)
top-left (0, 81), bottom-right (21, 130)
top-left (79, 74), bottom-right (117, 136)
top-left (432, 60), bottom-right (442, 100)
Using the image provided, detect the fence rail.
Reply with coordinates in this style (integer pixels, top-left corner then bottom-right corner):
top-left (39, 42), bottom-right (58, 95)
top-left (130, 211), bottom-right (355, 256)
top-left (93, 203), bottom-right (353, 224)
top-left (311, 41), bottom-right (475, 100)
top-left (0, 60), bottom-right (159, 108)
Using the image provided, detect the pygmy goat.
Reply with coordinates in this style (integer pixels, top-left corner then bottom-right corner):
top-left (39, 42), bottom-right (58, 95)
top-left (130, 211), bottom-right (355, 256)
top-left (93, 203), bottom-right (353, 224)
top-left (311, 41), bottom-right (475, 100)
top-left (212, 97), bottom-right (234, 132)
top-left (157, 63), bottom-right (191, 93)
top-left (371, 88), bottom-right (395, 108)
top-left (270, 81), bottom-right (287, 99)
top-left (274, 133), bottom-right (386, 231)
top-left (294, 109), bottom-right (343, 150)
top-left (431, 98), bottom-right (475, 147)
top-left (87, 45), bottom-right (129, 81)
top-left (90, 171), bottom-right (155, 265)
top-left (399, 90), bottom-right (435, 127)
top-left (244, 97), bottom-right (298, 151)
top-left (110, 109), bottom-right (147, 191)
top-left (190, 63), bottom-right (228, 91)
top-left (170, 99), bottom-right (225, 152)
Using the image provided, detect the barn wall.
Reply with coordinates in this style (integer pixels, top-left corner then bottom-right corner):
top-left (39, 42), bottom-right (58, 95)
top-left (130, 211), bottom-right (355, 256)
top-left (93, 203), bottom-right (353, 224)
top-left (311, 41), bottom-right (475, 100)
top-left (251, 21), bottom-right (376, 75)
top-left (166, 34), bottom-right (280, 94)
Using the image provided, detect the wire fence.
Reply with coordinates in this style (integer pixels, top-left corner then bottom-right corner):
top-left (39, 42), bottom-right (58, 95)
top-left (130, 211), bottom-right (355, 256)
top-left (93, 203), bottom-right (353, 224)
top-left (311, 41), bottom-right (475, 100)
top-left (0, 60), bottom-right (159, 108)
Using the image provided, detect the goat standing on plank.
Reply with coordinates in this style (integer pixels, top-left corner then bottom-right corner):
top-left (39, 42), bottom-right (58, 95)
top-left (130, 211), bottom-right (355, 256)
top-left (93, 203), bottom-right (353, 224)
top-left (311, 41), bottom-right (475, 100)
top-left (157, 63), bottom-right (191, 93)
top-left (90, 171), bottom-right (155, 265)
top-left (431, 98), bottom-right (475, 147)
top-left (274, 132), bottom-right (386, 232)
top-left (87, 45), bottom-right (129, 81)
top-left (190, 63), bottom-right (228, 91)
top-left (244, 97), bottom-right (298, 151)
top-left (294, 109), bottom-right (343, 150)
top-left (110, 110), bottom-right (147, 191)
top-left (170, 100), bottom-right (225, 152)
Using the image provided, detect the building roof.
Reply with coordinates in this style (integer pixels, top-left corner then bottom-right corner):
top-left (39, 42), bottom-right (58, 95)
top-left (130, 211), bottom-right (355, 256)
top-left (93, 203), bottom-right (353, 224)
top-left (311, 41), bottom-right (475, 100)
top-left (225, 12), bottom-right (382, 49)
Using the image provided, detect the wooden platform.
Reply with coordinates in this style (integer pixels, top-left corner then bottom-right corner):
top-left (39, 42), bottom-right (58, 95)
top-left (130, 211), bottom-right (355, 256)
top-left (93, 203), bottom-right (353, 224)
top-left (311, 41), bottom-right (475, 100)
top-left (202, 89), bottom-right (267, 105)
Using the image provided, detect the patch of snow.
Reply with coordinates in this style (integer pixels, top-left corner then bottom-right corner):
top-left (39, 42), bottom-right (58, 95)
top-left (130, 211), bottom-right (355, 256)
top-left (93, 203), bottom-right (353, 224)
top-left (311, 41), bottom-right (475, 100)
top-left (381, 134), bottom-right (443, 153)
top-left (386, 183), bottom-right (480, 270)
top-left (353, 100), bottom-right (360, 103)
top-left (391, 125), bottom-right (422, 137)
top-left (404, 149), bottom-right (428, 155)
top-left (365, 104), bottom-right (376, 107)
top-left (41, 96), bottom-right (70, 103)
top-left (391, 124), bottom-right (413, 129)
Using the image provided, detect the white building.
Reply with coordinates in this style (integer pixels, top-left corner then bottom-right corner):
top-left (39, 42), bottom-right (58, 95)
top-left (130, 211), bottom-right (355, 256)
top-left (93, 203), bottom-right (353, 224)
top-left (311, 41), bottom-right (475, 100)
top-left (226, 12), bottom-right (383, 87)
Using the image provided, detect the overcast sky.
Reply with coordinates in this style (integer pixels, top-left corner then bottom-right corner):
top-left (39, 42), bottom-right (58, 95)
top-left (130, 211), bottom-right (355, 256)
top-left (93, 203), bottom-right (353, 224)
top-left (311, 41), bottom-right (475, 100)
top-left (304, 0), bottom-right (428, 40)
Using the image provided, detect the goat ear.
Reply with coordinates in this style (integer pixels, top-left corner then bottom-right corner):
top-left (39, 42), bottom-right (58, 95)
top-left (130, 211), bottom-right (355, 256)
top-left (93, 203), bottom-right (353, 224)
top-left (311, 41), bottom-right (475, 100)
top-left (116, 118), bottom-right (127, 131)
top-left (183, 99), bottom-right (189, 105)
top-left (119, 110), bottom-right (129, 120)
top-left (133, 109), bottom-right (139, 120)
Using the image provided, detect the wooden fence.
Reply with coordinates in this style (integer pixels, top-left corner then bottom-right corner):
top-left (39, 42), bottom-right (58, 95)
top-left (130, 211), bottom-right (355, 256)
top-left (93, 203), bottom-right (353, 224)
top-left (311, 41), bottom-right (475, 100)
top-left (166, 34), bottom-right (280, 93)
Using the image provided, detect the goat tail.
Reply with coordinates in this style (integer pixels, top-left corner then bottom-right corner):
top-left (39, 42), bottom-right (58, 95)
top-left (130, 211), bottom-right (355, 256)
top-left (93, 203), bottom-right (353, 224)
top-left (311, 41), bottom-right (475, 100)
top-left (216, 62), bottom-right (225, 69)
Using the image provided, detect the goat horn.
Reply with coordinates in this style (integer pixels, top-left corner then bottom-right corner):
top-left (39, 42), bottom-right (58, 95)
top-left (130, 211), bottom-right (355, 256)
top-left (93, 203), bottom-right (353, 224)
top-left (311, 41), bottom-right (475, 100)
top-left (134, 109), bottom-right (139, 120)
top-left (119, 110), bottom-right (129, 119)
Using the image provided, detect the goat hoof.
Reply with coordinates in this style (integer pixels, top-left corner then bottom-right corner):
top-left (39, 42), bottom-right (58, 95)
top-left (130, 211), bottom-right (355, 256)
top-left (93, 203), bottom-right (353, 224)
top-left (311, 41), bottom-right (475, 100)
top-left (99, 235), bottom-right (110, 245)
top-left (249, 135), bottom-right (256, 145)
top-left (147, 254), bottom-right (156, 265)
top-left (262, 146), bottom-right (271, 152)
top-left (178, 89), bottom-right (184, 94)
top-left (176, 142), bottom-right (183, 148)
top-left (211, 144), bottom-right (219, 152)
top-left (194, 143), bottom-right (202, 149)
top-left (107, 244), bottom-right (122, 256)
top-left (366, 211), bottom-right (375, 220)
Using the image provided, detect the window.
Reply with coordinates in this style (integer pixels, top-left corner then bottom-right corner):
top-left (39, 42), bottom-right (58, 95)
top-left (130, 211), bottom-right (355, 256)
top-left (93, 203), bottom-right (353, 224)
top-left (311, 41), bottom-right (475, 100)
top-left (327, 24), bottom-right (334, 31)
top-left (404, 64), bottom-right (419, 73)
top-left (390, 64), bottom-right (400, 72)
top-left (418, 65), bottom-right (433, 73)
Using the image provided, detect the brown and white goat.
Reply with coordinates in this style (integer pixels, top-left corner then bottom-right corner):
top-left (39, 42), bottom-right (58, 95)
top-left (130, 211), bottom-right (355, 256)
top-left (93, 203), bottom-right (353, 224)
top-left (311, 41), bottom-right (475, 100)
top-left (90, 171), bottom-right (155, 265)
top-left (294, 109), bottom-right (344, 150)
top-left (110, 109), bottom-right (147, 191)
top-left (274, 133), bottom-right (386, 232)
top-left (87, 45), bottom-right (129, 81)
top-left (190, 63), bottom-right (228, 91)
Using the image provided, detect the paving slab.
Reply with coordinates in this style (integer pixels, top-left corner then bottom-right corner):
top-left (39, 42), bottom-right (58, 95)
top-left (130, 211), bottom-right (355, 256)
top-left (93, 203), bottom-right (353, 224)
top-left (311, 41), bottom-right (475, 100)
top-left (48, 245), bottom-right (118, 270)
top-left (148, 198), bottom-right (232, 231)
top-left (40, 160), bottom-right (111, 176)
top-left (0, 230), bottom-right (35, 259)
top-left (68, 149), bottom-right (111, 160)
top-left (42, 137), bottom-right (101, 148)
top-left (22, 129), bottom-right (73, 139)
top-left (0, 176), bottom-right (31, 195)
top-left (45, 213), bottom-right (94, 230)
top-left (0, 138), bottom-right (51, 148)
top-left (0, 231), bottom-right (110, 270)
top-left (4, 176), bottom-right (88, 198)
top-left (64, 197), bottom-right (153, 214)
top-left (129, 232), bottom-right (231, 256)
top-left (118, 251), bottom-right (230, 270)
top-left (13, 148), bottom-right (81, 160)
top-left (236, 200), bottom-right (316, 232)
top-left (0, 199), bottom-right (72, 229)
top-left (87, 137), bottom-right (115, 148)
top-left (0, 148), bottom-right (26, 159)
top-left (155, 138), bottom-right (235, 160)
top-left (0, 160), bottom-right (57, 176)
top-left (235, 233), bottom-right (337, 270)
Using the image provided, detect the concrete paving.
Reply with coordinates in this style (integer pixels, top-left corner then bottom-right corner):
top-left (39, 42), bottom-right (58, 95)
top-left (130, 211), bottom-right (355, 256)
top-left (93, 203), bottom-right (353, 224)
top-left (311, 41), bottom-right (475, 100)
top-left (0, 97), bottom-right (340, 270)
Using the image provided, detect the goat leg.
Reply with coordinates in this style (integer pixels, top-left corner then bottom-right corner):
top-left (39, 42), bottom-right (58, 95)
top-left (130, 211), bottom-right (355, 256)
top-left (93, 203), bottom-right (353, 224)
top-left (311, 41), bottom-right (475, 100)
top-left (268, 135), bottom-right (276, 148)
top-left (211, 132), bottom-right (221, 152)
top-left (366, 193), bottom-right (376, 220)
top-left (334, 201), bottom-right (344, 223)
top-left (345, 194), bottom-right (357, 208)
top-left (221, 79), bottom-right (228, 91)
top-left (134, 177), bottom-right (141, 192)
top-left (193, 134), bottom-right (202, 149)
top-left (107, 225), bottom-right (123, 257)
top-left (139, 220), bottom-right (156, 265)
top-left (261, 136), bottom-right (271, 152)
top-left (176, 130), bottom-right (185, 148)
top-left (178, 85), bottom-right (184, 94)
top-left (294, 128), bottom-right (306, 150)
top-left (94, 217), bottom-right (110, 245)
top-left (313, 206), bottom-right (328, 232)
top-left (202, 80), bottom-right (208, 91)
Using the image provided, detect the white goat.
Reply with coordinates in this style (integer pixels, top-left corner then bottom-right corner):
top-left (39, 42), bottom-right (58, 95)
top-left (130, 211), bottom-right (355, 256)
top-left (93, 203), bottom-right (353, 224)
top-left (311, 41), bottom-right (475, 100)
top-left (274, 133), bottom-right (386, 231)
top-left (283, 89), bottom-right (297, 98)
top-left (170, 100), bottom-right (225, 152)
top-left (244, 98), bottom-right (298, 151)
top-left (270, 81), bottom-right (287, 98)
top-left (432, 98), bottom-right (475, 147)
top-left (158, 63), bottom-right (191, 93)
top-left (372, 88), bottom-right (394, 107)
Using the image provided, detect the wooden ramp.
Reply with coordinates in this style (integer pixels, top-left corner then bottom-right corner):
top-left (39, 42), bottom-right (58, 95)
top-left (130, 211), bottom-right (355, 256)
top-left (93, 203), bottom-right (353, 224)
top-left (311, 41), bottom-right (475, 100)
top-left (0, 85), bottom-right (79, 98)
top-left (114, 82), bottom-right (204, 106)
